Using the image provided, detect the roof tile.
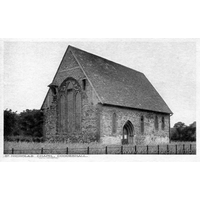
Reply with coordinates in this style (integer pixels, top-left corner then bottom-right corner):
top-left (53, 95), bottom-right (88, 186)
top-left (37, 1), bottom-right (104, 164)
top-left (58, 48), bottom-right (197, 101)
top-left (70, 46), bottom-right (172, 114)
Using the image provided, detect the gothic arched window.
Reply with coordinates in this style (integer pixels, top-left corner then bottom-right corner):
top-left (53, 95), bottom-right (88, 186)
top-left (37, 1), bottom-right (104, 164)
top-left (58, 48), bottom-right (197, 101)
top-left (162, 116), bottom-right (165, 130)
top-left (66, 85), bottom-right (74, 133)
top-left (58, 78), bottom-right (82, 134)
top-left (112, 112), bottom-right (117, 134)
top-left (75, 92), bottom-right (81, 131)
top-left (155, 115), bottom-right (158, 130)
top-left (141, 116), bottom-right (144, 133)
top-left (59, 93), bottom-right (66, 133)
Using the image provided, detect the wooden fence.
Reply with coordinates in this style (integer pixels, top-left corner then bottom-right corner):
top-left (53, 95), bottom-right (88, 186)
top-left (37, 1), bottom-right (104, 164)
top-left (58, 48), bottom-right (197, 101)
top-left (4, 143), bottom-right (196, 155)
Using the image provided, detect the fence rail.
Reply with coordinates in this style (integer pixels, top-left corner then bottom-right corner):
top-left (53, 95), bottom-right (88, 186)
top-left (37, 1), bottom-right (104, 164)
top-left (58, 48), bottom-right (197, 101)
top-left (4, 143), bottom-right (196, 155)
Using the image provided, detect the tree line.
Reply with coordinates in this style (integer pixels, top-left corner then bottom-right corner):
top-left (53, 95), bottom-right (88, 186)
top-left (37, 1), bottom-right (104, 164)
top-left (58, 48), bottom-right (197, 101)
top-left (4, 109), bottom-right (196, 142)
top-left (170, 121), bottom-right (196, 142)
top-left (4, 109), bottom-right (43, 142)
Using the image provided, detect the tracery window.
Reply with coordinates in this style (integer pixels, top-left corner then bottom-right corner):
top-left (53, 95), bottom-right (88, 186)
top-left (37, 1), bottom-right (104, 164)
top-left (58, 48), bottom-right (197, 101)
top-left (58, 78), bottom-right (82, 134)
top-left (75, 92), bottom-right (81, 130)
top-left (67, 86), bottom-right (74, 132)
top-left (82, 79), bottom-right (87, 90)
top-left (59, 92), bottom-right (66, 132)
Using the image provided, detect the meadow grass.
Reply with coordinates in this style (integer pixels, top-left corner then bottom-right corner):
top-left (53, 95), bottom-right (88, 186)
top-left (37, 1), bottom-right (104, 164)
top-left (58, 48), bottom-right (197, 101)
top-left (4, 141), bottom-right (196, 154)
top-left (4, 141), bottom-right (105, 150)
top-left (170, 141), bottom-right (196, 145)
top-left (4, 140), bottom-right (196, 150)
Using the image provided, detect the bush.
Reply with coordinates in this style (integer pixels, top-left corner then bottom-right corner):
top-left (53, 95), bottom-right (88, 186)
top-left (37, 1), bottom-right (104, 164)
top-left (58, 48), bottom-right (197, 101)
top-left (19, 109), bottom-right (43, 137)
top-left (170, 121), bottom-right (196, 142)
top-left (46, 131), bottom-right (100, 144)
top-left (5, 135), bottom-right (44, 143)
top-left (4, 109), bottom-right (44, 142)
top-left (4, 109), bottom-right (19, 137)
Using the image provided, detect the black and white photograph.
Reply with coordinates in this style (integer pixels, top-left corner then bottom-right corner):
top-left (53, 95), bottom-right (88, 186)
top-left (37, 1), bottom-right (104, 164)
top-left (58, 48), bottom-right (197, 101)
top-left (0, 1), bottom-right (200, 200)
top-left (2, 39), bottom-right (197, 156)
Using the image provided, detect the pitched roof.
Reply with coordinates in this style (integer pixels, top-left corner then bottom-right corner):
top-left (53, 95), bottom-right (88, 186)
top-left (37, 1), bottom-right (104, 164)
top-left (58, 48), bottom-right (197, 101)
top-left (69, 46), bottom-right (172, 114)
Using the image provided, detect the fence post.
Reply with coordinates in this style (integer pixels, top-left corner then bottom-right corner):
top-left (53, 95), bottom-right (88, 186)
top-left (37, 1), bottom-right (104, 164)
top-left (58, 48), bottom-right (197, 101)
top-left (105, 146), bottom-right (108, 154)
top-left (158, 145), bottom-right (159, 154)
top-left (167, 144), bottom-right (169, 154)
top-left (12, 148), bottom-right (14, 154)
top-left (87, 146), bottom-right (89, 154)
top-left (41, 148), bottom-right (43, 154)
top-left (121, 146), bottom-right (123, 154)
top-left (175, 144), bottom-right (177, 154)
top-left (66, 147), bottom-right (68, 154)
top-left (147, 145), bottom-right (148, 154)
top-left (135, 145), bottom-right (137, 154)
top-left (183, 144), bottom-right (185, 154)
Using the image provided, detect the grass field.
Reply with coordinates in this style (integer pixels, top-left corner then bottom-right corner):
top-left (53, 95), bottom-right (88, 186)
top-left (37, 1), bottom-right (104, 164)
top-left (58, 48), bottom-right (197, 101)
top-left (4, 141), bottom-right (104, 150)
top-left (4, 141), bottom-right (196, 154)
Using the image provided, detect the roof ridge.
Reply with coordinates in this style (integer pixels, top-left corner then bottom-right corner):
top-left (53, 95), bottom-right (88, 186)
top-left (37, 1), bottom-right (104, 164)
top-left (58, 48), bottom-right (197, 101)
top-left (42, 45), bottom-right (172, 114)
top-left (69, 45), bottom-right (143, 74)
top-left (70, 49), bottom-right (104, 104)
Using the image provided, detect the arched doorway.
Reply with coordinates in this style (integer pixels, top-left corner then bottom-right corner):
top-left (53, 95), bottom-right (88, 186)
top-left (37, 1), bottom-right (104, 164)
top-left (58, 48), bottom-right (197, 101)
top-left (122, 121), bottom-right (134, 145)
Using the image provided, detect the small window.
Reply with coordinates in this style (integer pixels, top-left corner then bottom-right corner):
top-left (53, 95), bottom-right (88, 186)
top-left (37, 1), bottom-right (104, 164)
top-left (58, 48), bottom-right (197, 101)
top-left (112, 112), bottom-right (117, 134)
top-left (141, 116), bottom-right (144, 133)
top-left (155, 115), bottom-right (158, 130)
top-left (51, 87), bottom-right (57, 102)
top-left (51, 87), bottom-right (57, 95)
top-left (162, 117), bottom-right (165, 130)
top-left (82, 79), bottom-right (86, 90)
top-left (67, 82), bottom-right (73, 90)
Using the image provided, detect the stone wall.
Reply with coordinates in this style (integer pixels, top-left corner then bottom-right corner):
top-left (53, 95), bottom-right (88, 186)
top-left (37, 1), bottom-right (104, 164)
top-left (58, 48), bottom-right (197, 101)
top-left (42, 50), bottom-right (100, 142)
top-left (100, 105), bottom-right (170, 145)
top-left (43, 104), bottom-right (57, 140)
top-left (42, 49), bottom-right (170, 144)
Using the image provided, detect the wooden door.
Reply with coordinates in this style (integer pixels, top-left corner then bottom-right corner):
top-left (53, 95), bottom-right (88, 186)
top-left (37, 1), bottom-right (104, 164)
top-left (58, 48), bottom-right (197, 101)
top-left (122, 127), bottom-right (128, 145)
top-left (128, 134), bottom-right (134, 144)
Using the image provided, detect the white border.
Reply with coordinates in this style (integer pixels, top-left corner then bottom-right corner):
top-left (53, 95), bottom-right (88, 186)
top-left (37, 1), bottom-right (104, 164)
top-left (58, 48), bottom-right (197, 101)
top-left (0, 38), bottom-right (199, 162)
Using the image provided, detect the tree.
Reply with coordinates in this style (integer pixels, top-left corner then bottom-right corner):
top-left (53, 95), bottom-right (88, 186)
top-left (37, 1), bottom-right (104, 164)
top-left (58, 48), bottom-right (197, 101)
top-left (170, 127), bottom-right (179, 141)
top-left (4, 109), bottom-right (19, 137)
top-left (19, 109), bottom-right (44, 137)
top-left (188, 121), bottom-right (196, 141)
top-left (170, 121), bottom-right (196, 142)
top-left (4, 109), bottom-right (44, 141)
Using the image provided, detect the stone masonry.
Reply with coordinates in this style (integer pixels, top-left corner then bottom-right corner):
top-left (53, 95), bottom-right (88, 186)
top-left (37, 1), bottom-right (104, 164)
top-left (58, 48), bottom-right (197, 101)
top-left (41, 46), bottom-right (172, 145)
top-left (100, 105), bottom-right (170, 145)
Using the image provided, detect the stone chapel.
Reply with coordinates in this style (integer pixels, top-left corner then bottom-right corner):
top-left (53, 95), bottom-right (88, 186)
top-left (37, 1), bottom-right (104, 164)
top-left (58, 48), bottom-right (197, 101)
top-left (41, 45), bottom-right (173, 145)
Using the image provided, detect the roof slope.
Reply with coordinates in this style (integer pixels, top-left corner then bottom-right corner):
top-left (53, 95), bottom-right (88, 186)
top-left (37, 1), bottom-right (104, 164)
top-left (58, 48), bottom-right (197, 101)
top-left (70, 46), bottom-right (172, 114)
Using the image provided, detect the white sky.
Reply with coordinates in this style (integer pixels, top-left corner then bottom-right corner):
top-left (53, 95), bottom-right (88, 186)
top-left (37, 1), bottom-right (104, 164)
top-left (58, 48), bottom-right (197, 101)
top-left (3, 39), bottom-right (196, 127)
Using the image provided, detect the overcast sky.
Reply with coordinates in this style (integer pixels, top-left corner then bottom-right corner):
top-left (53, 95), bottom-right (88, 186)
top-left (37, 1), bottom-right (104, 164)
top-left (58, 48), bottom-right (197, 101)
top-left (3, 39), bottom-right (196, 127)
